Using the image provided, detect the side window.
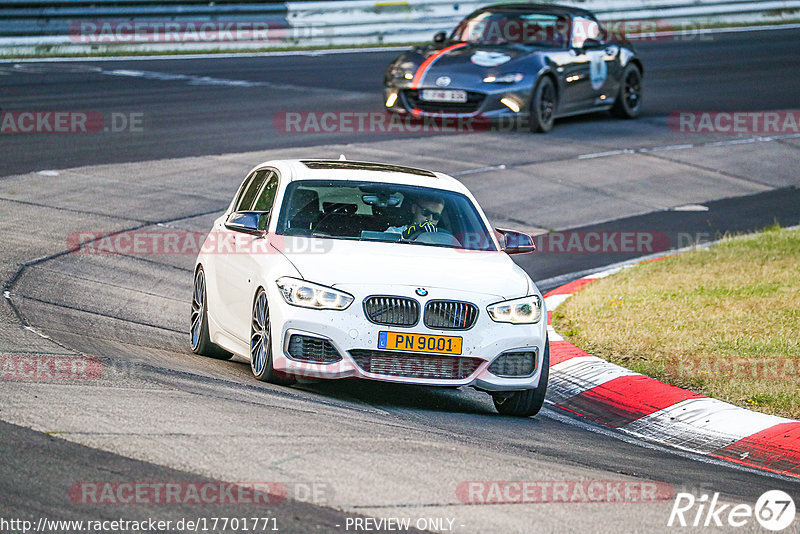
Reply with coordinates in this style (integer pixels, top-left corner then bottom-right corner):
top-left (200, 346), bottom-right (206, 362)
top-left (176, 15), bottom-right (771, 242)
top-left (571, 16), bottom-right (601, 48)
top-left (251, 171), bottom-right (279, 212)
top-left (236, 169), bottom-right (270, 211)
top-left (232, 172), bottom-right (256, 211)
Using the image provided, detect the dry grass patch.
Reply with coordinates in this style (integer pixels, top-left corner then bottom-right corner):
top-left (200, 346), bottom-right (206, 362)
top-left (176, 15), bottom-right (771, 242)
top-left (552, 225), bottom-right (800, 419)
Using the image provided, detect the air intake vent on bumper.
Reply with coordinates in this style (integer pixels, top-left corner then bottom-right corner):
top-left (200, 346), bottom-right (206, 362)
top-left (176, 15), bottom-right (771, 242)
top-left (287, 334), bottom-right (342, 363)
top-left (488, 350), bottom-right (538, 377)
top-left (349, 350), bottom-right (482, 380)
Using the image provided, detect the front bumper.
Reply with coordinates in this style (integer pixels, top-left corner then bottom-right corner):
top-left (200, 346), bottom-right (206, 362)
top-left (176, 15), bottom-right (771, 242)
top-left (268, 284), bottom-right (547, 391)
top-left (384, 84), bottom-right (533, 120)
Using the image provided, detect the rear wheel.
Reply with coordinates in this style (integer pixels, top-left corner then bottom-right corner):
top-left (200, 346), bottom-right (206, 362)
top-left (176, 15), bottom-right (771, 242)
top-left (190, 267), bottom-right (231, 360)
top-left (492, 338), bottom-right (549, 417)
top-left (611, 63), bottom-right (642, 119)
top-left (529, 76), bottom-right (556, 133)
top-left (250, 288), bottom-right (295, 385)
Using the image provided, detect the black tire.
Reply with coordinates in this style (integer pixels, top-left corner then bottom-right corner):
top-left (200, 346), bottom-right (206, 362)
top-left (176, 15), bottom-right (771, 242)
top-left (190, 267), bottom-right (232, 360)
top-left (250, 288), bottom-right (295, 385)
top-left (529, 76), bottom-right (557, 133)
top-left (611, 63), bottom-right (643, 119)
top-left (492, 338), bottom-right (549, 417)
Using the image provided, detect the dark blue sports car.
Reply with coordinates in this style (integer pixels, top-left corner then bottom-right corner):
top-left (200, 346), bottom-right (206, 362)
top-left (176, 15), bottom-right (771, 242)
top-left (383, 3), bottom-right (643, 132)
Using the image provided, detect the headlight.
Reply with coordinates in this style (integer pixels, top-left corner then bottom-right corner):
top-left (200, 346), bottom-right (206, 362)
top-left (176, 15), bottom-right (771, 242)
top-left (483, 73), bottom-right (524, 84)
top-left (391, 61), bottom-right (417, 81)
top-left (487, 295), bottom-right (542, 324)
top-left (275, 277), bottom-right (354, 310)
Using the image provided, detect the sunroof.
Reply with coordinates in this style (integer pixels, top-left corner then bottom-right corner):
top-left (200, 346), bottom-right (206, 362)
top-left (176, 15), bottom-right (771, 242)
top-left (300, 160), bottom-right (437, 178)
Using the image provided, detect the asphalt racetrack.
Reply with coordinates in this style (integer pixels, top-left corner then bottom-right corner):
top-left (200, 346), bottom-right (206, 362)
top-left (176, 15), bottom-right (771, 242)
top-left (1, 26), bottom-right (799, 533)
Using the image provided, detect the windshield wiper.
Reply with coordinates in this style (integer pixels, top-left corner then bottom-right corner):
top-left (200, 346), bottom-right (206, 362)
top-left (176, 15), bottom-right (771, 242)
top-left (310, 231), bottom-right (349, 240)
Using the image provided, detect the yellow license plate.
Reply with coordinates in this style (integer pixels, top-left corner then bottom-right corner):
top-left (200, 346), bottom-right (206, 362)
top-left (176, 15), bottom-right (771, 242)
top-left (378, 331), bottom-right (462, 355)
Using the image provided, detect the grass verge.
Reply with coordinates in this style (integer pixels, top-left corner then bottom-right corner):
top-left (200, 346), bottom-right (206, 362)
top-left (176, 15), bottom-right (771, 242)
top-left (552, 225), bottom-right (800, 419)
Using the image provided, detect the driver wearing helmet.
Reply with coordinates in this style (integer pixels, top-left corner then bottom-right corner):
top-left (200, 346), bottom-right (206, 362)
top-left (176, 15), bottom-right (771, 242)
top-left (386, 195), bottom-right (444, 239)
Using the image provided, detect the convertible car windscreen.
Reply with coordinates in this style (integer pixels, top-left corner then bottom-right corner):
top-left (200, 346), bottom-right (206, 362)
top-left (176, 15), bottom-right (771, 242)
top-left (452, 12), bottom-right (569, 47)
top-left (275, 181), bottom-right (497, 251)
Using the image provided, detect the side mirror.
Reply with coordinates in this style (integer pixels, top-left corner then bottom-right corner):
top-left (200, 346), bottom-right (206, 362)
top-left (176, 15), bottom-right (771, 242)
top-left (225, 211), bottom-right (269, 235)
top-left (433, 31), bottom-right (447, 43)
top-left (496, 228), bottom-right (536, 254)
top-left (582, 38), bottom-right (604, 50)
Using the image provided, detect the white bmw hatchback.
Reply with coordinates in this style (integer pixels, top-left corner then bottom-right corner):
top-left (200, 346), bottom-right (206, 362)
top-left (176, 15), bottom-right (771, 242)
top-left (191, 159), bottom-right (549, 416)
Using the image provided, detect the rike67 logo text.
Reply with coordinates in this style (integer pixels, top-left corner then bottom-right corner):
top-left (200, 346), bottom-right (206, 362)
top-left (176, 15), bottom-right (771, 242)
top-left (668, 490), bottom-right (795, 531)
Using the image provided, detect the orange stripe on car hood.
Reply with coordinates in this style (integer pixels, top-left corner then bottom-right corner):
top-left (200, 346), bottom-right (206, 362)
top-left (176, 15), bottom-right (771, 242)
top-left (410, 43), bottom-right (467, 89)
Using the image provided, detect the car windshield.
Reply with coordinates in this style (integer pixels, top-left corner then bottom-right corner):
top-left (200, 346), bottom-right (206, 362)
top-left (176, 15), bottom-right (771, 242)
top-left (452, 11), bottom-right (569, 47)
top-left (276, 180), bottom-right (497, 251)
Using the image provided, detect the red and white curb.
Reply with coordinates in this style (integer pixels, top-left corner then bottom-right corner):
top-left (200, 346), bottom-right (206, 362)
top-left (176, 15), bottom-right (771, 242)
top-left (544, 266), bottom-right (800, 479)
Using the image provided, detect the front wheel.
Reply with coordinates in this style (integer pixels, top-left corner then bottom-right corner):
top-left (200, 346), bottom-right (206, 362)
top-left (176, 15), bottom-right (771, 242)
top-left (529, 76), bottom-right (556, 133)
top-left (492, 339), bottom-right (549, 417)
top-left (250, 288), bottom-right (295, 385)
top-left (611, 63), bottom-right (643, 119)
top-left (190, 267), bottom-right (231, 360)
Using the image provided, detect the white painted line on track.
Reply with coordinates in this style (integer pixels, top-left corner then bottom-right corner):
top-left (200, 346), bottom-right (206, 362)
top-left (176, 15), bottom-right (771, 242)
top-left (657, 21), bottom-right (800, 37)
top-left (457, 130), bottom-right (800, 182)
top-left (640, 143), bottom-right (695, 152)
top-left (1, 23), bottom-right (798, 63)
top-left (102, 68), bottom-right (264, 87)
top-left (458, 134), bottom-right (800, 177)
top-left (671, 204), bottom-right (709, 211)
top-left (583, 266), bottom-right (625, 279)
top-left (543, 226), bottom-right (800, 479)
top-left (0, 46), bottom-right (410, 63)
top-left (544, 294), bottom-right (570, 310)
top-left (546, 325), bottom-right (564, 342)
top-left (574, 132), bottom-right (800, 161)
top-left (577, 149), bottom-right (635, 159)
top-left (451, 164), bottom-right (506, 176)
top-left (623, 398), bottom-right (790, 454)
top-left (92, 66), bottom-right (362, 93)
top-left (541, 404), bottom-right (800, 483)
top-left (549, 356), bottom-right (639, 403)
top-left (23, 325), bottom-right (52, 340)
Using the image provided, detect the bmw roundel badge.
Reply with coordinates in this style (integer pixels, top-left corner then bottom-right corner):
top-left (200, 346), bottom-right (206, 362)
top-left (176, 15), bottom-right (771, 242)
top-left (415, 288), bottom-right (428, 296)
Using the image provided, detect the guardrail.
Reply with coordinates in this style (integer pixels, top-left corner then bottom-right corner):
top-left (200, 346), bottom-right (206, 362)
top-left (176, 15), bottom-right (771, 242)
top-left (1, 0), bottom-right (799, 55)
